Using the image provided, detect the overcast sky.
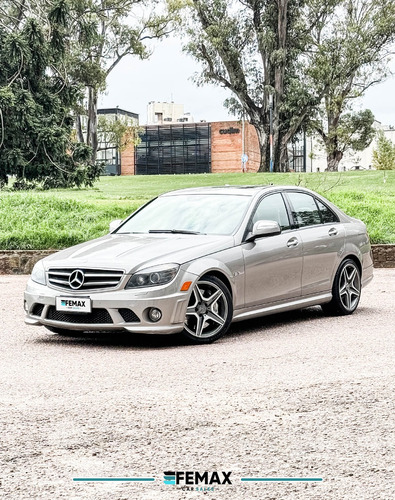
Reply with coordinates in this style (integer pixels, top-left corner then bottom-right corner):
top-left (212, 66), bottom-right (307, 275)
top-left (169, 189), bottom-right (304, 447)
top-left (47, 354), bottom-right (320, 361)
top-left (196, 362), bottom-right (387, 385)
top-left (100, 36), bottom-right (395, 127)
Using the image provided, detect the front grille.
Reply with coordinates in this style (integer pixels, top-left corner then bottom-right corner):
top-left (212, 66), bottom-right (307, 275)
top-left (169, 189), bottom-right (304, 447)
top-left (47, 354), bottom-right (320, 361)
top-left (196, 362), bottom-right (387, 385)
top-left (48, 268), bottom-right (123, 291)
top-left (31, 303), bottom-right (44, 317)
top-left (119, 308), bottom-right (140, 323)
top-left (46, 306), bottom-right (113, 324)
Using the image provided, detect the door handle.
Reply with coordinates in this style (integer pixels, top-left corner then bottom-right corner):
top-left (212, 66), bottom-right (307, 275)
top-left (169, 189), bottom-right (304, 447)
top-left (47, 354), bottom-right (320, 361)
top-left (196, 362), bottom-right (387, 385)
top-left (328, 227), bottom-right (338, 237)
top-left (287, 237), bottom-right (299, 248)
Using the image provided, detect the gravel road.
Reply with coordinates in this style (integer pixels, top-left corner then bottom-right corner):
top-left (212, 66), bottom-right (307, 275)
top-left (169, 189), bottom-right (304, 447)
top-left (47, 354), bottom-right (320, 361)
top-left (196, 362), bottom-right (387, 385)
top-left (0, 270), bottom-right (394, 500)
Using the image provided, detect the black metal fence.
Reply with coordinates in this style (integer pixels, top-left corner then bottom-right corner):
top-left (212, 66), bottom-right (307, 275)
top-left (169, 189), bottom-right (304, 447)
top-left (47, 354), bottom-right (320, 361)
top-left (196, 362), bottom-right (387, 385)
top-left (288, 130), bottom-right (307, 172)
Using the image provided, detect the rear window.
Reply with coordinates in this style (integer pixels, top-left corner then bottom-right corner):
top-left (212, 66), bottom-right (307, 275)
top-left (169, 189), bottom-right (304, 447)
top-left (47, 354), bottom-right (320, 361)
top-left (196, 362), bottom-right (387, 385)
top-left (287, 192), bottom-right (321, 227)
top-left (316, 199), bottom-right (339, 223)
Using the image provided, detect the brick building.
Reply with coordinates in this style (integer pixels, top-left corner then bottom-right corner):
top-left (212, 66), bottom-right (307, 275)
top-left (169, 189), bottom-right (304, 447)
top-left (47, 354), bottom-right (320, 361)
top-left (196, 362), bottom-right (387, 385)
top-left (121, 120), bottom-right (261, 175)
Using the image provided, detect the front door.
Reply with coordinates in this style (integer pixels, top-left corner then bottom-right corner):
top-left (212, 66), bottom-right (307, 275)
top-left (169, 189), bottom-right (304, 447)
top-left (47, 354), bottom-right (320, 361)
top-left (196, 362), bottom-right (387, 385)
top-left (242, 192), bottom-right (303, 308)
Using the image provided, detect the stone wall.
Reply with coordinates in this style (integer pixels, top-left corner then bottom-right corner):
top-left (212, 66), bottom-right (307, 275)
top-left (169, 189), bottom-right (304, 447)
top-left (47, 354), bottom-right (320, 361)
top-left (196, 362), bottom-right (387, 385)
top-left (0, 245), bottom-right (394, 275)
top-left (0, 250), bottom-right (55, 275)
top-left (371, 245), bottom-right (395, 268)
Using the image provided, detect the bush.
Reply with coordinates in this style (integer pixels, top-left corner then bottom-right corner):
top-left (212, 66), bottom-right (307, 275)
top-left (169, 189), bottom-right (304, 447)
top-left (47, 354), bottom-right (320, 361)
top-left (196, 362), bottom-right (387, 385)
top-left (372, 131), bottom-right (395, 170)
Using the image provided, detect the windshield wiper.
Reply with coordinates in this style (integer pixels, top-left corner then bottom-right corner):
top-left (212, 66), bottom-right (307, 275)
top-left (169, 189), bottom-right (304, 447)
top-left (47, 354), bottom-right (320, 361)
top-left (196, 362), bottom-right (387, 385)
top-left (116, 231), bottom-right (144, 234)
top-left (148, 229), bottom-right (204, 235)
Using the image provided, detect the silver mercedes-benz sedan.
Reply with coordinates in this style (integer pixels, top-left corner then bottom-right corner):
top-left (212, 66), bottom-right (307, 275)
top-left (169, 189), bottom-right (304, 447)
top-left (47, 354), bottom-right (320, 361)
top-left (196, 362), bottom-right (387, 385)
top-left (24, 185), bottom-right (373, 344)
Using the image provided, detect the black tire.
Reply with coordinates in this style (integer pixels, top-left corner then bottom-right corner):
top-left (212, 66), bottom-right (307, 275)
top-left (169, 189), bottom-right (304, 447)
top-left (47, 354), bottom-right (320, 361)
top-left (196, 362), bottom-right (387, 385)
top-left (181, 275), bottom-right (233, 344)
top-left (322, 259), bottom-right (361, 316)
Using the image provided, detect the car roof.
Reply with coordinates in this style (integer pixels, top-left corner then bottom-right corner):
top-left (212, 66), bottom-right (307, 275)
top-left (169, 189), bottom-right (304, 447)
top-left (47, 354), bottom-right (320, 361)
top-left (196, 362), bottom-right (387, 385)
top-left (160, 185), bottom-right (271, 197)
top-left (160, 185), bottom-right (314, 197)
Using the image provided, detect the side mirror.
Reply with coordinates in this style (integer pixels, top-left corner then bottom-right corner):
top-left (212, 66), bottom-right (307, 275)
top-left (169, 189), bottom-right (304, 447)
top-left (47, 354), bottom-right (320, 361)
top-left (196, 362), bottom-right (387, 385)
top-left (246, 220), bottom-right (281, 242)
top-left (109, 219), bottom-right (123, 233)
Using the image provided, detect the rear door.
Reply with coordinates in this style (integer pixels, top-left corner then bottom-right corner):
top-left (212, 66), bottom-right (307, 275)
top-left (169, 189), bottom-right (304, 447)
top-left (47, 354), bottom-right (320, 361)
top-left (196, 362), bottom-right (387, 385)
top-left (285, 191), bottom-right (345, 296)
top-left (242, 192), bottom-right (303, 308)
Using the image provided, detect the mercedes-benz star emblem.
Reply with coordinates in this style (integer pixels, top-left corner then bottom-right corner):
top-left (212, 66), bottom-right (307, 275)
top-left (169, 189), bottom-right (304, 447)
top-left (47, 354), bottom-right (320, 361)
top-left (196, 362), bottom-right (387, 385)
top-left (69, 270), bottom-right (85, 290)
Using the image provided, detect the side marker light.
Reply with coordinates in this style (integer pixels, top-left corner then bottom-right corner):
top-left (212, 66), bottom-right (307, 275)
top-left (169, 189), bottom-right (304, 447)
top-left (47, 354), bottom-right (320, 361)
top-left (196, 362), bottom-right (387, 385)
top-left (181, 281), bottom-right (192, 291)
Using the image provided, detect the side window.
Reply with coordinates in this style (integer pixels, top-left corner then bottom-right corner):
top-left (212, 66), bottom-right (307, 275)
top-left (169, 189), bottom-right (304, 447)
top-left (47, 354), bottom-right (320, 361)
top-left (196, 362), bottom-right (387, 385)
top-left (287, 192), bottom-right (321, 227)
top-left (252, 193), bottom-right (291, 230)
top-left (316, 199), bottom-right (339, 223)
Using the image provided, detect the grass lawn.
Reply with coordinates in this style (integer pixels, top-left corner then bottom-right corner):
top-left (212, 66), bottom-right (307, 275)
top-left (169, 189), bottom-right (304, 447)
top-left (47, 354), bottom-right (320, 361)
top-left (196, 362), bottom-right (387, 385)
top-left (0, 170), bottom-right (394, 249)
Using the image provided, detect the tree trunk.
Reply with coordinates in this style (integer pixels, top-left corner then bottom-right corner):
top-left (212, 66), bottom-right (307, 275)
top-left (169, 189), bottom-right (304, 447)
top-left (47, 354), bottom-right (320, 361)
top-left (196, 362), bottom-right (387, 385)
top-left (271, 126), bottom-right (289, 172)
top-left (279, 135), bottom-right (289, 171)
top-left (86, 86), bottom-right (98, 164)
top-left (249, 122), bottom-right (267, 172)
top-left (252, 121), bottom-right (290, 173)
top-left (327, 150), bottom-right (343, 171)
top-left (75, 115), bottom-right (84, 144)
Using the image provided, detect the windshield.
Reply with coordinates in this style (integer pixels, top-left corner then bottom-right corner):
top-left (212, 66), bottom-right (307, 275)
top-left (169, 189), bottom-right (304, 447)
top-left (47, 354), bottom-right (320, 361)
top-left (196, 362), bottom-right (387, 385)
top-left (116, 194), bottom-right (252, 236)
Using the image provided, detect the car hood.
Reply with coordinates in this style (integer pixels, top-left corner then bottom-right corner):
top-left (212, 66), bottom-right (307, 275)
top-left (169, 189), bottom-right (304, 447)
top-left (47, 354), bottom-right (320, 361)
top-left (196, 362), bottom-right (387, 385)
top-left (42, 233), bottom-right (235, 273)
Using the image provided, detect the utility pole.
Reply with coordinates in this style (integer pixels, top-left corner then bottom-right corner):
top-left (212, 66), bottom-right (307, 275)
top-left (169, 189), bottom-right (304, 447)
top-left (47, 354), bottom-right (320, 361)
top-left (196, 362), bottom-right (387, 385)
top-left (241, 111), bottom-right (245, 172)
top-left (241, 111), bottom-right (248, 172)
top-left (115, 105), bottom-right (120, 175)
top-left (269, 95), bottom-right (274, 173)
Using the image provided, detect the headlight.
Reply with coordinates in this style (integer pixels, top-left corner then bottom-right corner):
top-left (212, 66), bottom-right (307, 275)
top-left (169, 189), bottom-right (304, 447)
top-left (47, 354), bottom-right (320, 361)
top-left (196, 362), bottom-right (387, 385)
top-left (126, 264), bottom-right (179, 289)
top-left (31, 260), bottom-right (46, 285)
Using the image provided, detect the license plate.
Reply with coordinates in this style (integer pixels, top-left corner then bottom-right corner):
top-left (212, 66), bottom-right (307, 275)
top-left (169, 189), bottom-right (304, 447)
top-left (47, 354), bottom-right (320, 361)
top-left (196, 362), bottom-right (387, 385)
top-left (56, 297), bottom-right (91, 313)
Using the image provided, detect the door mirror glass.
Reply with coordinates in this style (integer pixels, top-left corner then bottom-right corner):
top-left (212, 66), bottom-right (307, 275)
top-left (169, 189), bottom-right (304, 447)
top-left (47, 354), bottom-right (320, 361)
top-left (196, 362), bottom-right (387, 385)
top-left (109, 219), bottom-right (123, 233)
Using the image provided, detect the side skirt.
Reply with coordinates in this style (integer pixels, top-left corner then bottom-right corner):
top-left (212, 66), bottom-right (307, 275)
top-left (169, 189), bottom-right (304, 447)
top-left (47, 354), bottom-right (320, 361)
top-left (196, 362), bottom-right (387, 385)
top-left (232, 293), bottom-right (332, 323)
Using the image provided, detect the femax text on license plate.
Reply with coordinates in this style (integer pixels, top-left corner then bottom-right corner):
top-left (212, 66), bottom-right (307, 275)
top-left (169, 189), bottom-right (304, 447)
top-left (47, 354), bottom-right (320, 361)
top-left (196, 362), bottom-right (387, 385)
top-left (56, 297), bottom-right (91, 313)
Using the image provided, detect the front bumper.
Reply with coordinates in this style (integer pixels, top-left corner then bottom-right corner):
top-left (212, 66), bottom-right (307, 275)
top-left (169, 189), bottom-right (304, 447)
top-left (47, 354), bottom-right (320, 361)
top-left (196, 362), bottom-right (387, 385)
top-left (24, 277), bottom-right (194, 335)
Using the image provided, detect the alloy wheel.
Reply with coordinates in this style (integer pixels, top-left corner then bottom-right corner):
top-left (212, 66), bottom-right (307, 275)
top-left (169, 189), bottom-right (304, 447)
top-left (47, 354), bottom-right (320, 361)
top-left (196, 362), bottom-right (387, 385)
top-left (338, 263), bottom-right (361, 312)
top-left (184, 279), bottom-right (229, 339)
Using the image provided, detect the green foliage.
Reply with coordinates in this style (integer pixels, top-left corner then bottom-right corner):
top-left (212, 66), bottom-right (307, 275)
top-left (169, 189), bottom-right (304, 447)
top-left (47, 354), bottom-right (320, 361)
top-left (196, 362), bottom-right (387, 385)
top-left (66, 0), bottom-right (175, 161)
top-left (308, 0), bottom-right (395, 170)
top-left (0, 0), bottom-right (174, 185)
top-left (0, 171), bottom-right (394, 248)
top-left (179, 0), bottom-right (395, 172)
top-left (0, 7), bottom-right (98, 189)
top-left (179, 0), bottom-right (342, 171)
top-left (0, 193), bottom-right (135, 249)
top-left (311, 109), bottom-right (376, 162)
top-left (98, 116), bottom-right (142, 153)
top-left (341, 111), bottom-right (376, 152)
top-left (372, 132), bottom-right (395, 170)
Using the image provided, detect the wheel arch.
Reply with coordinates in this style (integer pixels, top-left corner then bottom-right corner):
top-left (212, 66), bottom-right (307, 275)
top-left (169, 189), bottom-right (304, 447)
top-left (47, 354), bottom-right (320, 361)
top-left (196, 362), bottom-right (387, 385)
top-left (341, 254), bottom-right (362, 276)
top-left (323, 253), bottom-right (363, 316)
top-left (199, 270), bottom-right (233, 300)
top-left (183, 258), bottom-right (238, 306)
top-left (329, 253), bottom-right (362, 291)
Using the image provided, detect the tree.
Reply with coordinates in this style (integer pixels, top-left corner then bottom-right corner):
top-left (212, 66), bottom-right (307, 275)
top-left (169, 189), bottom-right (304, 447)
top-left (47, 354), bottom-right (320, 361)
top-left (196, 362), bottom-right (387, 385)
top-left (308, 0), bottom-right (395, 171)
top-left (59, 0), bottom-right (174, 164)
top-left (180, 0), bottom-right (338, 172)
top-left (310, 109), bottom-right (375, 170)
top-left (372, 131), bottom-right (395, 170)
top-left (180, 0), bottom-right (395, 172)
top-left (97, 114), bottom-right (142, 152)
top-left (0, 5), bottom-right (96, 189)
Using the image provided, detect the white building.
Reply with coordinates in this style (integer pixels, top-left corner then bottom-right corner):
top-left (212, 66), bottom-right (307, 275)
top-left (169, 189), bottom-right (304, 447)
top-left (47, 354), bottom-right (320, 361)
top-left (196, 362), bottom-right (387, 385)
top-left (147, 101), bottom-right (194, 125)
